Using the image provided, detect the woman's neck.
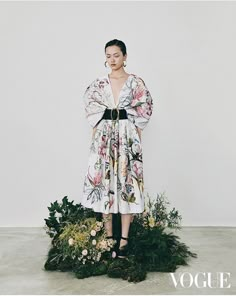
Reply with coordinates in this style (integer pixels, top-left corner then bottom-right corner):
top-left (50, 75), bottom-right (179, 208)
top-left (109, 69), bottom-right (128, 79)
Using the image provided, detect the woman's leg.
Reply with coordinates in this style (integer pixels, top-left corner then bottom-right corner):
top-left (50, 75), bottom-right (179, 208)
top-left (102, 213), bottom-right (113, 237)
top-left (120, 213), bottom-right (133, 248)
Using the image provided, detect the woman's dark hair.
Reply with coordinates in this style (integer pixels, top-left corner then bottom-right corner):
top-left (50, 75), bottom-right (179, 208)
top-left (104, 39), bottom-right (127, 56)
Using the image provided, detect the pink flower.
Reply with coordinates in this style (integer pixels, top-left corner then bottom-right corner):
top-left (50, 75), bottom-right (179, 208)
top-left (130, 86), bottom-right (145, 107)
top-left (132, 161), bottom-right (143, 178)
top-left (82, 249), bottom-right (88, 256)
top-left (134, 88), bottom-right (144, 102)
top-left (109, 198), bottom-right (114, 208)
top-left (98, 136), bottom-right (107, 157)
top-left (87, 168), bottom-right (102, 186)
top-left (98, 145), bottom-right (106, 157)
top-left (93, 171), bottom-right (102, 186)
top-left (136, 105), bottom-right (146, 116)
top-left (130, 98), bottom-right (140, 107)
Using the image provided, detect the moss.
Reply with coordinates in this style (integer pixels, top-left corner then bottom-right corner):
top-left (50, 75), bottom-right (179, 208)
top-left (43, 193), bottom-right (197, 283)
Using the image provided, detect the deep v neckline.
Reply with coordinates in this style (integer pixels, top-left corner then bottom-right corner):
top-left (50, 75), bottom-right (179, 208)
top-left (107, 73), bottom-right (132, 107)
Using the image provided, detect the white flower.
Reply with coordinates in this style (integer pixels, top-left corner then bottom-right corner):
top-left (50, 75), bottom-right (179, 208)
top-left (95, 226), bottom-right (101, 232)
top-left (96, 221), bottom-right (103, 227)
top-left (92, 239), bottom-right (97, 245)
top-left (96, 253), bottom-right (101, 262)
top-left (68, 238), bottom-right (74, 246)
top-left (55, 212), bottom-right (62, 219)
top-left (90, 229), bottom-right (96, 236)
top-left (82, 249), bottom-right (88, 256)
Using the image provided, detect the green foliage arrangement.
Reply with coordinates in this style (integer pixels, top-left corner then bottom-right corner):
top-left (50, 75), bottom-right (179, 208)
top-left (43, 192), bottom-right (197, 282)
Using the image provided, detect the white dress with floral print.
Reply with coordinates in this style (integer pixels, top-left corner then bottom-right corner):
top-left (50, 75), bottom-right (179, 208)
top-left (81, 73), bottom-right (153, 214)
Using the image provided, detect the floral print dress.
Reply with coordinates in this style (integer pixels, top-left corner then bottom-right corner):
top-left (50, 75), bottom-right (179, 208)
top-left (81, 73), bottom-right (153, 214)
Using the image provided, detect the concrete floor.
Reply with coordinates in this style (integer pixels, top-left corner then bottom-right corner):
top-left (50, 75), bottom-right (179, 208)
top-left (0, 227), bottom-right (235, 295)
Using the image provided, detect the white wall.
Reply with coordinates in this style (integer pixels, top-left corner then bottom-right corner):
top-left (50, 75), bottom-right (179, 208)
top-left (0, 2), bottom-right (235, 226)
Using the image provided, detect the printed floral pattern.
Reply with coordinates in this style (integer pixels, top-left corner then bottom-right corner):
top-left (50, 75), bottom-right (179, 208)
top-left (82, 74), bottom-right (153, 214)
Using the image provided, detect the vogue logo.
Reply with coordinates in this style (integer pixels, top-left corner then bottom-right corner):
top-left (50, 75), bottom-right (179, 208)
top-left (170, 272), bottom-right (231, 288)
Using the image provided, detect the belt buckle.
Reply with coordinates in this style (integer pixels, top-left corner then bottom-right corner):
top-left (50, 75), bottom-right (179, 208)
top-left (111, 108), bottom-right (119, 121)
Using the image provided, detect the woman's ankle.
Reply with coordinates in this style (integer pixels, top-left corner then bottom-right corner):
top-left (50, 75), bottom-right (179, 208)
top-left (119, 237), bottom-right (128, 248)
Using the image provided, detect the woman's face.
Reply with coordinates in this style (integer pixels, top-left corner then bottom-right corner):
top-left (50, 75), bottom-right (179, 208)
top-left (105, 45), bottom-right (127, 70)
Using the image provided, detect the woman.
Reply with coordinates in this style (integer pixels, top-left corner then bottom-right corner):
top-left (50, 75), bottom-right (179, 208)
top-left (82, 39), bottom-right (153, 258)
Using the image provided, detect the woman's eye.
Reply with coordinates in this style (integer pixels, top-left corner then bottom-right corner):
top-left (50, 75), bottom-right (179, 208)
top-left (107, 55), bottom-right (119, 58)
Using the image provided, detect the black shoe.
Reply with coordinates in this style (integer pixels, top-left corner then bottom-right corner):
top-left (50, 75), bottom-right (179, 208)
top-left (117, 236), bottom-right (129, 258)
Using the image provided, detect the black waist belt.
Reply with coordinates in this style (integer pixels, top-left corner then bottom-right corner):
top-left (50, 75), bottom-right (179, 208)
top-left (102, 108), bottom-right (128, 120)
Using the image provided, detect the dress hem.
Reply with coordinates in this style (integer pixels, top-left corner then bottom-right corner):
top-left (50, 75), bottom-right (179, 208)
top-left (81, 204), bottom-right (144, 215)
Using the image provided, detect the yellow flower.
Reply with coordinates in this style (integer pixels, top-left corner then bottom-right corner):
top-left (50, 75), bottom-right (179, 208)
top-left (148, 217), bottom-right (155, 228)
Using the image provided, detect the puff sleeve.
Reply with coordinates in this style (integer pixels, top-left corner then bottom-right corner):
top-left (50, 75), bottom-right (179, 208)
top-left (83, 79), bottom-right (107, 128)
top-left (127, 76), bottom-right (153, 130)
